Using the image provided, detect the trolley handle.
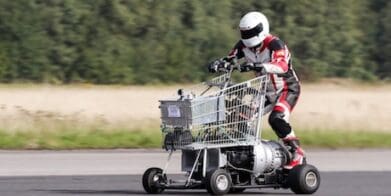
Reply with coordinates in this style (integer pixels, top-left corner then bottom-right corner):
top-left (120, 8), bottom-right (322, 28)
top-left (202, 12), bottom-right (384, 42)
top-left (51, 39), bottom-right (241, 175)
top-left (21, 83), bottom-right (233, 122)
top-left (206, 61), bottom-right (240, 86)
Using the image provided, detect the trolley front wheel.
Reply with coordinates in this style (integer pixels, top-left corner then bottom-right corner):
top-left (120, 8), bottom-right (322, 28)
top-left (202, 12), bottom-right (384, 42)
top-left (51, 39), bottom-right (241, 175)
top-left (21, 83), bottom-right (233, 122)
top-left (206, 169), bottom-right (232, 195)
top-left (142, 167), bottom-right (165, 194)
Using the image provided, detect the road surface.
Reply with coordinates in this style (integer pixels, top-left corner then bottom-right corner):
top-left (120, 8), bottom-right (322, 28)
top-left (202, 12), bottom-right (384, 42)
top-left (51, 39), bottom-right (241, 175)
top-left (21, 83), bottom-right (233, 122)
top-left (0, 149), bottom-right (390, 196)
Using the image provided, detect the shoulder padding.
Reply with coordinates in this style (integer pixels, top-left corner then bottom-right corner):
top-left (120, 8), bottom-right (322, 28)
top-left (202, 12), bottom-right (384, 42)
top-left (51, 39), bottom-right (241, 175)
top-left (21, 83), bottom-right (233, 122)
top-left (269, 38), bottom-right (285, 51)
top-left (235, 40), bottom-right (245, 49)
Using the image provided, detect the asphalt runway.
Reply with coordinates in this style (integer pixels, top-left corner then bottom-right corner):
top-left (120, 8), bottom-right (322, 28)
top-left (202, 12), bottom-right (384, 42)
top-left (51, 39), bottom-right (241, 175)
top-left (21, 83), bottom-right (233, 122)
top-left (0, 172), bottom-right (390, 196)
top-left (0, 149), bottom-right (390, 196)
top-left (1, 149), bottom-right (391, 176)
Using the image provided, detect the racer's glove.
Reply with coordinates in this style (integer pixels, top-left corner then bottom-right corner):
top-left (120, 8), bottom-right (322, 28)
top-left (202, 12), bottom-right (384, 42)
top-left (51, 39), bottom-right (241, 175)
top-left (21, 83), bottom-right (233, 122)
top-left (207, 58), bottom-right (230, 73)
top-left (239, 62), bottom-right (253, 72)
top-left (253, 63), bottom-right (266, 74)
top-left (239, 62), bottom-right (267, 74)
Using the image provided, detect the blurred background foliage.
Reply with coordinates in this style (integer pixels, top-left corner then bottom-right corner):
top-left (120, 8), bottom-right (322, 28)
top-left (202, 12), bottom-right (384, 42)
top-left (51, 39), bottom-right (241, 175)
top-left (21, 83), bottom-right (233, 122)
top-left (0, 0), bottom-right (389, 84)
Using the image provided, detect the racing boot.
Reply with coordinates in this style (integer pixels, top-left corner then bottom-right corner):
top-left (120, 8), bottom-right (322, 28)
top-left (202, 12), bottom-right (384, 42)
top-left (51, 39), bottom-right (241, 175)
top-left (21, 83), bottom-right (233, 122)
top-left (283, 137), bottom-right (305, 169)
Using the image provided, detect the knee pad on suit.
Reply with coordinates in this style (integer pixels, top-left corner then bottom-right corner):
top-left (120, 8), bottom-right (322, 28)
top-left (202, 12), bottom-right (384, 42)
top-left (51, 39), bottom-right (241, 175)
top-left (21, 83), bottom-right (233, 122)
top-left (268, 111), bottom-right (292, 138)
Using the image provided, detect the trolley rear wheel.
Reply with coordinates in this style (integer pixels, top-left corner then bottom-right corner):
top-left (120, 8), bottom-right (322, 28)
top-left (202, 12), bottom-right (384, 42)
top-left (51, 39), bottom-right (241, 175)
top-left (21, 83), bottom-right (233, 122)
top-left (288, 164), bottom-right (320, 194)
top-left (142, 167), bottom-right (165, 194)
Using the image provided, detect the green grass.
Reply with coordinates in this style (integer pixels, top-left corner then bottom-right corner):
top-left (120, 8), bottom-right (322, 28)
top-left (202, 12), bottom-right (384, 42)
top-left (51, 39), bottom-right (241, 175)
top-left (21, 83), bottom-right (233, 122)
top-left (0, 129), bottom-right (161, 149)
top-left (262, 129), bottom-right (391, 148)
top-left (0, 128), bottom-right (390, 149)
top-left (298, 131), bottom-right (391, 148)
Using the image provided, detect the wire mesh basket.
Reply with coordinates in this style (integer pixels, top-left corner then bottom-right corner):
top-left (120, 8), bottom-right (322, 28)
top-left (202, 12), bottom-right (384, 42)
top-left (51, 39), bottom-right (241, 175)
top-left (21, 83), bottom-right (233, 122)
top-left (160, 75), bottom-right (268, 150)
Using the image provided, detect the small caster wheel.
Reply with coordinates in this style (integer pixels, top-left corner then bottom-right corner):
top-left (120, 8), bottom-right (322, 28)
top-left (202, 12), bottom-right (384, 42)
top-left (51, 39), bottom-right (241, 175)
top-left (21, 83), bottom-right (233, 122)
top-left (142, 167), bottom-right (165, 194)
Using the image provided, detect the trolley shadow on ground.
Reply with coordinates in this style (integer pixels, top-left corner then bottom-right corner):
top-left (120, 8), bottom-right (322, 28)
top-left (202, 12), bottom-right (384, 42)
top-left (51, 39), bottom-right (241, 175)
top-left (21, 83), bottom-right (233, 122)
top-left (34, 189), bottom-right (293, 195)
top-left (34, 189), bottom-right (134, 195)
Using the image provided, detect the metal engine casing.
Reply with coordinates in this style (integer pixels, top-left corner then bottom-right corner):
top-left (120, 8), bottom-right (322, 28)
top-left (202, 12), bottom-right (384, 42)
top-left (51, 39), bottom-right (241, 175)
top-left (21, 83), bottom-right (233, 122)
top-left (253, 140), bottom-right (288, 175)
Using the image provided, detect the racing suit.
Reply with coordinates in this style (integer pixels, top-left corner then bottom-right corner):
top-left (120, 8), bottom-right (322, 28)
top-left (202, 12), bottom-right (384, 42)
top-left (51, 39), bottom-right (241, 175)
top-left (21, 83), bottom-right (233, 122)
top-left (227, 34), bottom-right (304, 169)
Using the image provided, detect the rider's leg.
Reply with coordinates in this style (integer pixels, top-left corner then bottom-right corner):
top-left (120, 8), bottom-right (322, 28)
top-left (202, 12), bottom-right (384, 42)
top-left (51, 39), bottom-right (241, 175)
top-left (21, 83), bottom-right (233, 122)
top-left (268, 93), bottom-right (304, 169)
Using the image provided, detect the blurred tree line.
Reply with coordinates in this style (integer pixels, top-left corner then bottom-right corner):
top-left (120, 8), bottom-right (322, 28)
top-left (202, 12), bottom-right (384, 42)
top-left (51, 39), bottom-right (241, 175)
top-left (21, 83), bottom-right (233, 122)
top-left (0, 0), bottom-right (389, 84)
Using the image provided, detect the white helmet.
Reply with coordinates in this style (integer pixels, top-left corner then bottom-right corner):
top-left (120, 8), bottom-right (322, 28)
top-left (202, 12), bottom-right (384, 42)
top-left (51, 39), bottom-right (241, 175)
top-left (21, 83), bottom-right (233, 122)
top-left (239, 11), bottom-right (270, 48)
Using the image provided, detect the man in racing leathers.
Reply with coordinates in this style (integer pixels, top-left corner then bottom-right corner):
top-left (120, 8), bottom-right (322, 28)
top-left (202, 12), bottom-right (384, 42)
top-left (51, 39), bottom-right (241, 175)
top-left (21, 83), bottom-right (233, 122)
top-left (208, 11), bottom-right (304, 169)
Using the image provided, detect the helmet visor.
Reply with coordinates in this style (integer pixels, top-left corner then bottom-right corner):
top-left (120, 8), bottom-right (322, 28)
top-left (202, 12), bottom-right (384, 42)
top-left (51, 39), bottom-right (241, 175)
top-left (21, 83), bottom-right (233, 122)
top-left (240, 23), bottom-right (263, 39)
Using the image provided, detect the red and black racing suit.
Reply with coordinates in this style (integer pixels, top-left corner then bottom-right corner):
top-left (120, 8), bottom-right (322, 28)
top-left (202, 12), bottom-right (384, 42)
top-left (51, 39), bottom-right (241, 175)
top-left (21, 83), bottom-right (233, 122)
top-left (227, 34), bottom-right (300, 140)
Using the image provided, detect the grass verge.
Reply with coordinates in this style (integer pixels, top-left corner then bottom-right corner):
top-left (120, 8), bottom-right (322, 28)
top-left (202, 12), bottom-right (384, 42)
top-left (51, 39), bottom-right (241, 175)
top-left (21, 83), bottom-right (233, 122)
top-left (0, 129), bottom-right (161, 149)
top-left (0, 128), bottom-right (390, 149)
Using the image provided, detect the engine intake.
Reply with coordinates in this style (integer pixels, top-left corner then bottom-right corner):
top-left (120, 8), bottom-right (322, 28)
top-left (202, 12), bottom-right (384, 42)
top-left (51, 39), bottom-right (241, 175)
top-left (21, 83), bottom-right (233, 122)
top-left (253, 141), bottom-right (288, 175)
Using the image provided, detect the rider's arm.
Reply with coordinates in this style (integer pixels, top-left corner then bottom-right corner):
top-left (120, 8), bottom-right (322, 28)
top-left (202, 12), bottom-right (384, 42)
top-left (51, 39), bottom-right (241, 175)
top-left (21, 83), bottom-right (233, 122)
top-left (208, 41), bottom-right (244, 72)
top-left (263, 39), bottom-right (290, 74)
top-left (227, 40), bottom-right (245, 60)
